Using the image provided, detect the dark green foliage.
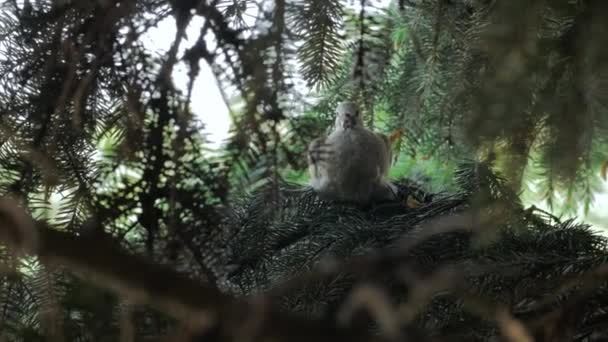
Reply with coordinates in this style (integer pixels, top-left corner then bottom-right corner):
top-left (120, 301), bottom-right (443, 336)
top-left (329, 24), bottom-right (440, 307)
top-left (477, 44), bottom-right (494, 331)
top-left (0, 0), bottom-right (606, 341)
top-left (302, 0), bottom-right (608, 210)
top-left (291, 0), bottom-right (345, 88)
top-left (210, 162), bottom-right (608, 340)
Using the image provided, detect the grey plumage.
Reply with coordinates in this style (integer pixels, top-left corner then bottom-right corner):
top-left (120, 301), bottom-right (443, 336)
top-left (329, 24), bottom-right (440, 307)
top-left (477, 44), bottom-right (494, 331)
top-left (307, 101), bottom-right (397, 205)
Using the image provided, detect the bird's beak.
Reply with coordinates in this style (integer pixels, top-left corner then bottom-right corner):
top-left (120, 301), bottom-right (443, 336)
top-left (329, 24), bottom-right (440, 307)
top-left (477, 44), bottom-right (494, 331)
top-left (342, 114), bottom-right (355, 129)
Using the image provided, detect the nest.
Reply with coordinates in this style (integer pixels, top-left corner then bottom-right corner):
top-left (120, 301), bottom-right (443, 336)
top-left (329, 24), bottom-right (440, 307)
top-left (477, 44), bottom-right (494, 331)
top-left (209, 163), bottom-right (608, 340)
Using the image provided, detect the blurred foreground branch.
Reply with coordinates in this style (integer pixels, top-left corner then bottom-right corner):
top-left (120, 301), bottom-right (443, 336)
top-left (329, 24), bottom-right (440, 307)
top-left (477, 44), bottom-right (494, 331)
top-left (0, 198), bottom-right (372, 342)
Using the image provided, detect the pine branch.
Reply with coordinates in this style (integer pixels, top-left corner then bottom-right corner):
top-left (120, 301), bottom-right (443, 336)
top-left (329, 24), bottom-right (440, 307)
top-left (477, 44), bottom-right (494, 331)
top-left (292, 0), bottom-right (344, 88)
top-left (0, 209), bottom-right (373, 342)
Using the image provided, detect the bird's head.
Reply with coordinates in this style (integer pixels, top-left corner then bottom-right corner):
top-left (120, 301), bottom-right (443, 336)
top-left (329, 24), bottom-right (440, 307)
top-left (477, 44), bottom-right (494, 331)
top-left (335, 101), bottom-right (362, 130)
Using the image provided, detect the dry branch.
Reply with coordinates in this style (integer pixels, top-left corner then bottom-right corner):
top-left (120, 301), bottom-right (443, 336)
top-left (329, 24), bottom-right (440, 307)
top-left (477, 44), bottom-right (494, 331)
top-left (0, 202), bottom-right (374, 342)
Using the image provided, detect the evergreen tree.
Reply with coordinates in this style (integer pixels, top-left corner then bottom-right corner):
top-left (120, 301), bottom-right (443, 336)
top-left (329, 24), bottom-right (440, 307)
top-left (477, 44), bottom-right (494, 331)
top-left (0, 0), bottom-right (606, 340)
top-left (299, 0), bottom-right (608, 212)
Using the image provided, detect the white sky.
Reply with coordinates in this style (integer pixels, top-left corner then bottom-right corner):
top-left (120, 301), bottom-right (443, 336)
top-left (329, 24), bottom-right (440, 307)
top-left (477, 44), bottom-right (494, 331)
top-left (143, 17), bottom-right (232, 149)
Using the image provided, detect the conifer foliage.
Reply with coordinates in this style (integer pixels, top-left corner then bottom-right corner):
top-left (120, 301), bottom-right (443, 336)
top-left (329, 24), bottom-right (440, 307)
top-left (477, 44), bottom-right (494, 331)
top-left (0, 0), bottom-right (606, 341)
top-left (306, 0), bottom-right (608, 207)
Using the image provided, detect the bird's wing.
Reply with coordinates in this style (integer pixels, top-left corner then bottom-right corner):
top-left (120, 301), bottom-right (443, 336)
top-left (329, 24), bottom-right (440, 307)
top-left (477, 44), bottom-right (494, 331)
top-left (308, 135), bottom-right (333, 180)
top-left (307, 136), bottom-right (327, 164)
top-left (378, 132), bottom-right (391, 150)
top-left (377, 132), bottom-right (393, 170)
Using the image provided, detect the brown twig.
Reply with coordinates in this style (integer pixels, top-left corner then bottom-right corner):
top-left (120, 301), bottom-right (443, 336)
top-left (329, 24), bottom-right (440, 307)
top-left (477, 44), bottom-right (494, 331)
top-left (0, 205), bottom-right (376, 342)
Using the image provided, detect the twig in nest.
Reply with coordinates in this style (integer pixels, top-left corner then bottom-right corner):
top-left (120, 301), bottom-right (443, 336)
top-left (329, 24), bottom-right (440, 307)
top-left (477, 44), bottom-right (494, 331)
top-left (268, 202), bottom-right (507, 298)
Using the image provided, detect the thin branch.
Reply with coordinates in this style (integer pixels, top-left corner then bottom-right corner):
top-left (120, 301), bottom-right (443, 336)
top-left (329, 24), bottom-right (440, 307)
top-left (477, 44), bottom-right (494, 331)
top-left (0, 209), bottom-right (374, 342)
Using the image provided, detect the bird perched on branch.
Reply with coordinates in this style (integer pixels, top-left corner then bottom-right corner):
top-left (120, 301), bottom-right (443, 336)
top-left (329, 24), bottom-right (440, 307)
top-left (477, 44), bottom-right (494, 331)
top-left (307, 101), bottom-right (398, 205)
